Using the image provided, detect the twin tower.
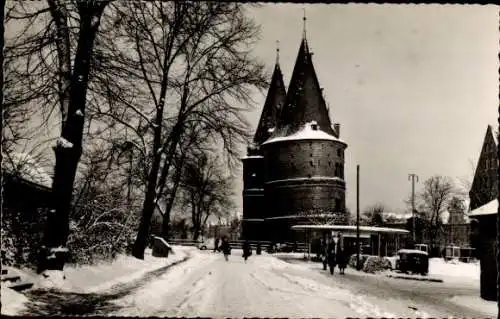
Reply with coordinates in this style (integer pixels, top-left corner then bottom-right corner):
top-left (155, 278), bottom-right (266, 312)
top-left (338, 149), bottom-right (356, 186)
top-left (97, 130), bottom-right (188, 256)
top-left (242, 36), bottom-right (349, 242)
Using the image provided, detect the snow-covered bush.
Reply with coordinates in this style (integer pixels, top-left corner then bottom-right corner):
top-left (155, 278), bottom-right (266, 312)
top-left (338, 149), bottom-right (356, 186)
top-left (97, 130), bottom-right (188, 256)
top-left (348, 254), bottom-right (370, 269)
top-left (1, 206), bottom-right (48, 268)
top-left (362, 256), bottom-right (391, 273)
top-left (66, 145), bottom-right (142, 265)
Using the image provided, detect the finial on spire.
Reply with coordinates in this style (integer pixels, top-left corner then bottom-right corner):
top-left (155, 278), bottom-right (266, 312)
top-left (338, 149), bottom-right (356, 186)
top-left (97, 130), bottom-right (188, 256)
top-left (276, 40), bottom-right (280, 65)
top-left (302, 8), bottom-right (307, 39)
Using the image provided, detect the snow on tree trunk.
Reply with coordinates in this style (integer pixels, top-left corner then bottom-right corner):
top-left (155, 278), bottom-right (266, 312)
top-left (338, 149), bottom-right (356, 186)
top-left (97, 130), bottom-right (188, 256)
top-left (40, 2), bottom-right (108, 272)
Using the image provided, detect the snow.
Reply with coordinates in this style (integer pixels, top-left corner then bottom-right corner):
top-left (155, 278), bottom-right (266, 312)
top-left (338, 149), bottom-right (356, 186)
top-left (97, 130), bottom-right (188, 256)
top-left (56, 137), bottom-right (74, 149)
top-left (240, 155), bottom-right (263, 160)
top-left (3, 152), bottom-right (53, 188)
top-left (428, 258), bottom-right (479, 282)
top-left (64, 247), bottom-right (191, 294)
top-left (468, 199), bottom-right (497, 216)
top-left (266, 176), bottom-right (344, 185)
top-left (38, 270), bottom-right (67, 289)
top-left (291, 224), bottom-right (409, 234)
top-left (1, 285), bottom-right (29, 316)
top-left (110, 250), bottom-right (402, 318)
top-left (263, 121), bottom-right (347, 145)
top-left (448, 295), bottom-right (497, 315)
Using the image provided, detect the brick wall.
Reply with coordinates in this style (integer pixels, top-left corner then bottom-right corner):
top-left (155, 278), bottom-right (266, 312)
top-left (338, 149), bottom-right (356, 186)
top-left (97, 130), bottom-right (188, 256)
top-left (262, 139), bottom-right (346, 220)
top-left (262, 139), bottom-right (345, 182)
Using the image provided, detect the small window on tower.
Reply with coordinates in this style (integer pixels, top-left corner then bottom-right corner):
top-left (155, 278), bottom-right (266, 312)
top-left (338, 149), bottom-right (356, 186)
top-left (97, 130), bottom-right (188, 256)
top-left (328, 161), bottom-right (332, 167)
top-left (310, 160), bottom-right (314, 167)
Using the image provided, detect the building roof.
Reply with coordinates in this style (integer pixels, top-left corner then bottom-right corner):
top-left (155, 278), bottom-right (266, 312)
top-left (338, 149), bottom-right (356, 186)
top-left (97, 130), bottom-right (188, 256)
top-left (2, 152), bottom-right (52, 189)
top-left (468, 199), bottom-right (498, 216)
top-left (291, 224), bottom-right (409, 234)
top-left (262, 121), bottom-right (346, 145)
top-left (488, 125), bottom-right (498, 146)
top-left (272, 38), bottom-right (337, 139)
top-left (253, 62), bottom-right (287, 145)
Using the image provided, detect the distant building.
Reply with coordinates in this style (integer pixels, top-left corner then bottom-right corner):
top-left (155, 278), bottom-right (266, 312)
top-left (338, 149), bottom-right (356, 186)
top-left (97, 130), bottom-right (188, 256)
top-left (469, 125), bottom-right (498, 210)
top-left (468, 125), bottom-right (499, 301)
top-left (242, 31), bottom-right (348, 242)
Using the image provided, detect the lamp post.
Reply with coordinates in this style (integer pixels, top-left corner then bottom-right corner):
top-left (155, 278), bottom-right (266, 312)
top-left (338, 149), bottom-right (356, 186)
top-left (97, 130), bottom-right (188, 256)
top-left (356, 165), bottom-right (361, 270)
top-left (408, 174), bottom-right (419, 244)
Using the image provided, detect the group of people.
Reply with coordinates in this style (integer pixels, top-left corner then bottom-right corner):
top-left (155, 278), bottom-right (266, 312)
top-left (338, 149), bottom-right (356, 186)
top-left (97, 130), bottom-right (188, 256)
top-left (214, 237), bottom-right (258, 263)
top-left (322, 236), bottom-right (348, 275)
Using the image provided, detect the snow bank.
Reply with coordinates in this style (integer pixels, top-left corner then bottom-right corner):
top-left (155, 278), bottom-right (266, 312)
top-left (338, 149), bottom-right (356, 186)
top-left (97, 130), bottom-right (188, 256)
top-left (1, 285), bottom-right (29, 316)
top-left (448, 295), bottom-right (496, 317)
top-left (429, 258), bottom-right (479, 281)
top-left (34, 246), bottom-right (192, 293)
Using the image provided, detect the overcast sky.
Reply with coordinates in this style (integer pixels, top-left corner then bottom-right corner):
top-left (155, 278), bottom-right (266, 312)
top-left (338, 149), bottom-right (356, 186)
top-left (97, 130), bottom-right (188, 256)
top-left (234, 4), bottom-right (499, 215)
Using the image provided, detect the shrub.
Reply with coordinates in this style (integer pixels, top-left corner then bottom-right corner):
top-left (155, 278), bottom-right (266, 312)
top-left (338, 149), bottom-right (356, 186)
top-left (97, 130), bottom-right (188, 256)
top-left (362, 255), bottom-right (392, 273)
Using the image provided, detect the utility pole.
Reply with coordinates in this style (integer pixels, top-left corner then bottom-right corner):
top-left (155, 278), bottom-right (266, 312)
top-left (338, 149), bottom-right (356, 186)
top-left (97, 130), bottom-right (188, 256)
top-left (408, 174), bottom-right (419, 244)
top-left (356, 165), bottom-right (361, 270)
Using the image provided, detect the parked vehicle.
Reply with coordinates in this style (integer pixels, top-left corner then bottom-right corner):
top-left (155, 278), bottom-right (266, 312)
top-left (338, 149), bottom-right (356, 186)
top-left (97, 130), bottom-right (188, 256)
top-left (396, 249), bottom-right (429, 275)
top-left (414, 244), bottom-right (428, 253)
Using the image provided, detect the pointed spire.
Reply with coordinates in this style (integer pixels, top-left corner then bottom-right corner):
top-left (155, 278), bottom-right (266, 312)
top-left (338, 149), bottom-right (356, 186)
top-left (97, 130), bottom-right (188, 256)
top-left (274, 36), bottom-right (336, 138)
top-left (276, 40), bottom-right (280, 65)
top-left (302, 8), bottom-right (307, 40)
top-left (252, 55), bottom-right (287, 146)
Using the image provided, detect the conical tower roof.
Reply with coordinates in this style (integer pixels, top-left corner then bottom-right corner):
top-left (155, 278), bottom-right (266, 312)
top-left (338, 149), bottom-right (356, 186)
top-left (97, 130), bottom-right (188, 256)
top-left (253, 62), bottom-right (287, 145)
top-left (274, 38), bottom-right (336, 138)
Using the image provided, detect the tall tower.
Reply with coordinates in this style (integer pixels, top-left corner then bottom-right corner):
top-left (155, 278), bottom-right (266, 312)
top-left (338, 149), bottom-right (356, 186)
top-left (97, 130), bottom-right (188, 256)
top-left (241, 48), bottom-right (286, 241)
top-left (261, 33), bottom-right (348, 242)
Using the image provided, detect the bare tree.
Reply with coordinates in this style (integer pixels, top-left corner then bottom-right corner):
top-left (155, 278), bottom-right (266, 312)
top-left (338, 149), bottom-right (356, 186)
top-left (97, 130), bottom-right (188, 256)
top-left (91, 2), bottom-right (266, 259)
top-left (361, 203), bottom-right (386, 226)
top-left (5, 0), bottom-right (112, 271)
top-left (417, 175), bottom-right (456, 252)
top-left (178, 152), bottom-right (235, 241)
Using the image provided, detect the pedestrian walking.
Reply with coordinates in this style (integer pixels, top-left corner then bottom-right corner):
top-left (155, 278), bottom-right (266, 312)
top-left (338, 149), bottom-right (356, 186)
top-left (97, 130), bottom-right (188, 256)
top-left (220, 237), bottom-right (231, 261)
top-left (214, 237), bottom-right (220, 253)
top-left (337, 246), bottom-right (347, 275)
top-left (242, 241), bottom-right (252, 263)
top-left (256, 243), bottom-right (262, 255)
top-left (327, 240), bottom-right (336, 275)
top-left (322, 239), bottom-right (328, 271)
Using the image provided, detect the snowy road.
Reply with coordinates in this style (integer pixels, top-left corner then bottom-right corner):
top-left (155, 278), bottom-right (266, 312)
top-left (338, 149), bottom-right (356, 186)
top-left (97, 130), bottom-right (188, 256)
top-left (18, 249), bottom-right (494, 317)
top-left (110, 250), bottom-right (493, 318)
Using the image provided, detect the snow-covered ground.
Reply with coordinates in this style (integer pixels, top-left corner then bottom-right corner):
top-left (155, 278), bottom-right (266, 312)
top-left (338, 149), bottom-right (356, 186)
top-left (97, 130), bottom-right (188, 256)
top-left (428, 258), bottom-right (479, 282)
top-left (1, 246), bottom-right (193, 316)
top-left (3, 249), bottom-right (495, 317)
top-left (1, 285), bottom-right (29, 316)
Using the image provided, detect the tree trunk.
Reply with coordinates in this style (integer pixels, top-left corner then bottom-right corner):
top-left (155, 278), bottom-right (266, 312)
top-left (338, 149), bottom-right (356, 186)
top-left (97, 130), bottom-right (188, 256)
top-left (496, 100), bottom-right (499, 314)
top-left (40, 3), bottom-right (106, 272)
top-left (131, 140), bottom-right (162, 259)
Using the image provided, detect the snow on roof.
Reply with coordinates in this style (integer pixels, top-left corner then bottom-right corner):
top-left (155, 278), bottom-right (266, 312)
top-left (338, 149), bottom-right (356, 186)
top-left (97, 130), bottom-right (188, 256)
top-left (262, 121), bottom-right (347, 145)
top-left (397, 249), bottom-right (428, 255)
top-left (468, 199), bottom-right (498, 217)
top-left (240, 155), bottom-right (263, 160)
top-left (382, 212), bottom-right (413, 220)
top-left (3, 152), bottom-right (52, 188)
top-left (291, 224), bottom-right (409, 234)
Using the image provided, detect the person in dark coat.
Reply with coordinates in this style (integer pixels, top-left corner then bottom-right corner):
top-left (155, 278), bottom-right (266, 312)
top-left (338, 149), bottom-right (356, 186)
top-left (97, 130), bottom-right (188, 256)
top-left (214, 237), bottom-right (220, 253)
top-left (337, 246), bottom-right (347, 274)
top-left (242, 241), bottom-right (252, 262)
top-left (220, 237), bottom-right (231, 261)
top-left (327, 241), bottom-right (337, 275)
top-left (322, 239), bottom-right (328, 271)
top-left (256, 243), bottom-right (262, 255)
